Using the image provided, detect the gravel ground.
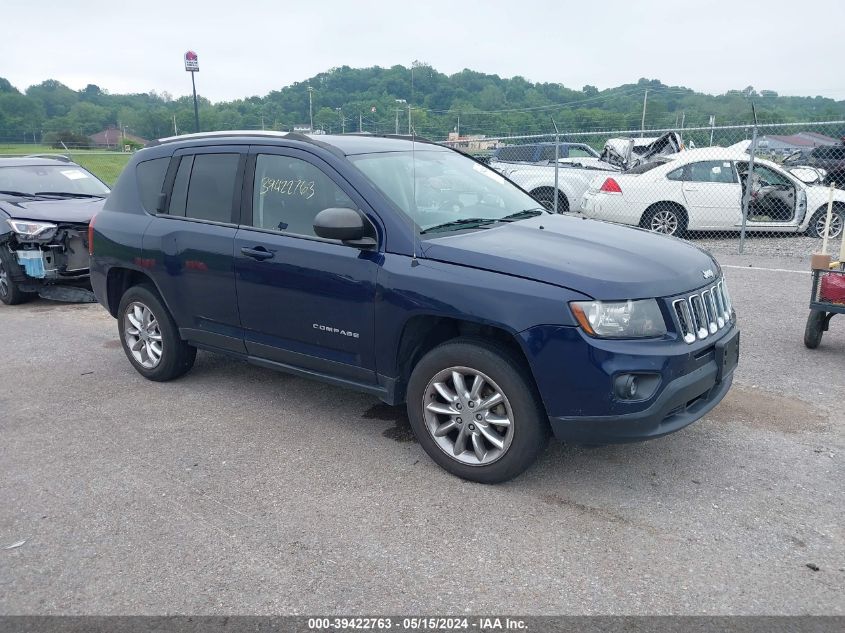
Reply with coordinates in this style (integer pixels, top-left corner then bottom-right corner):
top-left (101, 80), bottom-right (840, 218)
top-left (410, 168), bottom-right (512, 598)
top-left (0, 251), bottom-right (843, 615)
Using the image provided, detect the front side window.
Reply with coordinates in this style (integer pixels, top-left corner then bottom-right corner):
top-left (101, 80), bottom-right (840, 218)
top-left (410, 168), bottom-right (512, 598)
top-left (167, 153), bottom-right (240, 223)
top-left (349, 149), bottom-right (546, 234)
top-left (686, 161), bottom-right (736, 184)
top-left (251, 154), bottom-right (354, 238)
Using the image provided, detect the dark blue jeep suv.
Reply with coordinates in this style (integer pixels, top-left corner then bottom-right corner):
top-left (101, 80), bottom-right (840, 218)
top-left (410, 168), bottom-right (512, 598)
top-left (90, 131), bottom-right (738, 483)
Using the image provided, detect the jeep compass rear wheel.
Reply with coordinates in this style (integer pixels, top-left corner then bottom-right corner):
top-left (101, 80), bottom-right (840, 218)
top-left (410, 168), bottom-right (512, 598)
top-left (117, 285), bottom-right (196, 381)
top-left (407, 339), bottom-right (548, 483)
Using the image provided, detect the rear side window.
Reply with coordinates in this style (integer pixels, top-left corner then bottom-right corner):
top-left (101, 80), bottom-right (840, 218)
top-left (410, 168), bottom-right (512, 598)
top-left (167, 153), bottom-right (240, 223)
top-left (136, 158), bottom-right (169, 213)
top-left (686, 161), bottom-right (736, 184)
top-left (666, 167), bottom-right (684, 181)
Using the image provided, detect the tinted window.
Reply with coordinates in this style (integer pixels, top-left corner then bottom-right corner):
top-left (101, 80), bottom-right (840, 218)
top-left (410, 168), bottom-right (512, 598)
top-left (666, 167), bottom-right (684, 181)
top-left (539, 146), bottom-right (558, 161)
top-left (136, 157), bottom-right (169, 213)
top-left (496, 146), bottom-right (534, 162)
top-left (251, 154), bottom-right (354, 238)
top-left (167, 156), bottom-right (192, 216)
top-left (686, 161), bottom-right (736, 184)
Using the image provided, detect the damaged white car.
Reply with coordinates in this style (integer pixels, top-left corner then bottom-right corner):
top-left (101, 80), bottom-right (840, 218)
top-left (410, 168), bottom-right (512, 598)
top-left (0, 157), bottom-right (108, 305)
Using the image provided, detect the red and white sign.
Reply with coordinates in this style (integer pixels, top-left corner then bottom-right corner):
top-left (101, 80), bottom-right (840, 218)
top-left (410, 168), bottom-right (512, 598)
top-left (184, 50), bottom-right (199, 72)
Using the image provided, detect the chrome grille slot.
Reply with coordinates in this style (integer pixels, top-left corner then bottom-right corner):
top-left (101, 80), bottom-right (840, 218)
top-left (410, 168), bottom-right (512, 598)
top-left (713, 282), bottom-right (727, 326)
top-left (703, 289), bottom-right (719, 332)
top-left (689, 295), bottom-right (709, 340)
top-left (673, 298), bottom-right (696, 344)
top-left (674, 278), bottom-right (734, 344)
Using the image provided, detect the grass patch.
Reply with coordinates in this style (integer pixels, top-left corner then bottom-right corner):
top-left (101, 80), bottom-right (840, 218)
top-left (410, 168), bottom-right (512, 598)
top-left (0, 144), bottom-right (131, 186)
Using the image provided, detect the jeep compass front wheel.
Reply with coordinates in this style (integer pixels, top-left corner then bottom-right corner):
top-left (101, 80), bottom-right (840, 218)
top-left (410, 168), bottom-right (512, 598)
top-left (407, 338), bottom-right (548, 483)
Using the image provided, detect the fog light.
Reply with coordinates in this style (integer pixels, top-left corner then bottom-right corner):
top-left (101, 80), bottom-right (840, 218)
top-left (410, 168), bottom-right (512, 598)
top-left (613, 373), bottom-right (661, 401)
top-left (616, 375), bottom-right (638, 399)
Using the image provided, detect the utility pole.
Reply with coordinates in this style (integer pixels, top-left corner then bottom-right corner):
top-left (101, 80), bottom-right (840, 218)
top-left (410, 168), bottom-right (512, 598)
top-left (336, 108), bottom-right (344, 134)
top-left (408, 104), bottom-right (412, 135)
top-left (261, 115), bottom-right (265, 131)
top-left (172, 114), bottom-right (177, 135)
top-left (640, 88), bottom-right (649, 137)
top-left (307, 86), bottom-right (314, 131)
top-left (359, 112), bottom-right (363, 133)
top-left (394, 99), bottom-right (406, 135)
top-left (709, 114), bottom-right (716, 146)
top-left (457, 113), bottom-right (460, 137)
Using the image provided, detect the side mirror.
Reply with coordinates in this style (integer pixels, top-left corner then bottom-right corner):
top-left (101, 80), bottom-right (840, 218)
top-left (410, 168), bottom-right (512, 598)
top-left (313, 207), bottom-right (376, 248)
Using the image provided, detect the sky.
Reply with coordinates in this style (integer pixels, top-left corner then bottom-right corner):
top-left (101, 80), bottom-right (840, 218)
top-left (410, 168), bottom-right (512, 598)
top-left (2, 0), bottom-right (844, 103)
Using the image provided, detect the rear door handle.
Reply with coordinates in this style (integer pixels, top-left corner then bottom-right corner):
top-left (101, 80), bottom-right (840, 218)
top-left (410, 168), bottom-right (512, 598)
top-left (241, 246), bottom-right (274, 261)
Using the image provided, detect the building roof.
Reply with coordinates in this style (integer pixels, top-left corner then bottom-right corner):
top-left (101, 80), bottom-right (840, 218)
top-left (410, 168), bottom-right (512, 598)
top-left (89, 127), bottom-right (148, 146)
top-left (759, 132), bottom-right (840, 147)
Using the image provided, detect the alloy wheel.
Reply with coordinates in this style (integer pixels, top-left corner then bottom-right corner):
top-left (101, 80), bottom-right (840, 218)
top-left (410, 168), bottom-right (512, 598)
top-left (422, 366), bottom-right (514, 466)
top-left (649, 209), bottom-right (679, 235)
top-left (123, 301), bottom-right (163, 369)
top-left (0, 262), bottom-right (8, 299)
top-left (816, 212), bottom-right (843, 239)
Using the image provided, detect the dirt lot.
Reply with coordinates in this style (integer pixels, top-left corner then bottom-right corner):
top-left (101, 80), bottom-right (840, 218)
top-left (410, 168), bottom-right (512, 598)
top-left (0, 249), bottom-right (843, 615)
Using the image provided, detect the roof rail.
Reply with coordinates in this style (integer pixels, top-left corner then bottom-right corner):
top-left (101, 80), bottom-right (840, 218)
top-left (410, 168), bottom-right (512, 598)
top-left (150, 130), bottom-right (294, 146)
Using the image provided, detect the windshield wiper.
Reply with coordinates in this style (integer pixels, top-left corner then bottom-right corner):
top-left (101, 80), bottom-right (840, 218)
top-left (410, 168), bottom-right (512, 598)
top-left (420, 217), bottom-right (501, 234)
top-left (499, 208), bottom-right (548, 222)
top-left (0, 190), bottom-right (35, 197)
top-left (34, 191), bottom-right (106, 198)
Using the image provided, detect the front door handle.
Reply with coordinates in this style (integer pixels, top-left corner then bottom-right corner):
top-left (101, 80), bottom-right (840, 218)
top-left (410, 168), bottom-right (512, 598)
top-left (241, 246), bottom-right (274, 261)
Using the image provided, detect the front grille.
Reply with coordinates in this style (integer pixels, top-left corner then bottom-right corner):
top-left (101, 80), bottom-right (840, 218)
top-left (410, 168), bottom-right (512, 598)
top-left (672, 279), bottom-right (733, 344)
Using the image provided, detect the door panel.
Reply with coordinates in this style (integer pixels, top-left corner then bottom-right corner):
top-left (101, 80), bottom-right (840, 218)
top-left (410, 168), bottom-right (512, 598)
top-left (681, 160), bottom-right (742, 229)
top-left (142, 147), bottom-right (247, 353)
top-left (234, 147), bottom-right (380, 383)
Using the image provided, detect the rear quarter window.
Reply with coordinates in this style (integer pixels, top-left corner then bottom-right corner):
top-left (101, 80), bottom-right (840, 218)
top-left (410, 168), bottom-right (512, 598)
top-left (136, 158), bottom-right (170, 213)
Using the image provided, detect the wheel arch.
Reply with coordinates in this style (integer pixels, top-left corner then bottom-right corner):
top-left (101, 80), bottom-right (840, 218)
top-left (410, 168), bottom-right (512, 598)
top-left (105, 266), bottom-right (163, 317)
top-left (392, 314), bottom-right (535, 404)
top-left (640, 200), bottom-right (689, 230)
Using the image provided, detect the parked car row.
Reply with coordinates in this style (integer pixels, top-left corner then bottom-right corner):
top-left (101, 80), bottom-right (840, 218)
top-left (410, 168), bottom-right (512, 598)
top-left (580, 149), bottom-right (845, 238)
top-left (489, 133), bottom-right (683, 212)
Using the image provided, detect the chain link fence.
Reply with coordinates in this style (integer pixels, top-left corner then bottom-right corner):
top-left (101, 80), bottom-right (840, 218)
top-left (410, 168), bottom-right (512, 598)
top-left (443, 121), bottom-right (845, 259)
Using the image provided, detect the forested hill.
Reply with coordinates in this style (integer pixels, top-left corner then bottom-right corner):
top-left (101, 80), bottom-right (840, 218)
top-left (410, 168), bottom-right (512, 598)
top-left (1, 63), bottom-right (844, 143)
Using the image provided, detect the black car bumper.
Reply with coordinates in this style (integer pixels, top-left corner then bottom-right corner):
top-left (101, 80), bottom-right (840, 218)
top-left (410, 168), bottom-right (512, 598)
top-left (549, 360), bottom-right (734, 444)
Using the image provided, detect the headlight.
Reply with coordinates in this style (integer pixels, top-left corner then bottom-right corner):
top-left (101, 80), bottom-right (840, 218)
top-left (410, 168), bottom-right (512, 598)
top-left (6, 219), bottom-right (58, 241)
top-left (570, 299), bottom-right (667, 338)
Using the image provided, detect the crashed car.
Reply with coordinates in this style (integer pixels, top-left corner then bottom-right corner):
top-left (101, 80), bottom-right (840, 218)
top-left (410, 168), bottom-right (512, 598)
top-left (493, 132), bottom-right (683, 212)
top-left (0, 157), bottom-right (108, 305)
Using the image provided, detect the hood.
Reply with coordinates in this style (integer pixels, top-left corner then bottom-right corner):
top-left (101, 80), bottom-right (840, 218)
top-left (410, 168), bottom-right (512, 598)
top-left (421, 214), bottom-right (719, 299)
top-left (0, 196), bottom-right (105, 225)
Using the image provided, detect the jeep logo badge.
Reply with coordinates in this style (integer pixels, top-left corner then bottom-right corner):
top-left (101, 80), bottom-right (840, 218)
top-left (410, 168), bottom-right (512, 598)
top-left (702, 269), bottom-right (715, 279)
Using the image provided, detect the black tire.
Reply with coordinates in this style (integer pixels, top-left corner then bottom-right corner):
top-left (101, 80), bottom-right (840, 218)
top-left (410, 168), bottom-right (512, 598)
top-left (640, 203), bottom-right (688, 237)
top-left (530, 187), bottom-right (569, 213)
top-left (0, 248), bottom-right (34, 306)
top-left (406, 338), bottom-right (549, 484)
top-left (807, 206), bottom-right (844, 239)
top-left (116, 284), bottom-right (196, 381)
top-left (804, 310), bottom-right (825, 349)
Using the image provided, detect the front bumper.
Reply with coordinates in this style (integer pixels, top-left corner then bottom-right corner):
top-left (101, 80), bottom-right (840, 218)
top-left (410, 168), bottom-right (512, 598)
top-left (549, 361), bottom-right (733, 443)
top-left (518, 322), bottom-right (738, 444)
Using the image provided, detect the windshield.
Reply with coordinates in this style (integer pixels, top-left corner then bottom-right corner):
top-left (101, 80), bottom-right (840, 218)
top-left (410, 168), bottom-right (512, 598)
top-left (349, 150), bottom-right (546, 233)
top-left (0, 165), bottom-right (110, 197)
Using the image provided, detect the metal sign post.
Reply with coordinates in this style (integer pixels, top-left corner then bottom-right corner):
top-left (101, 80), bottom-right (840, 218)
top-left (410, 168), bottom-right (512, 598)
top-left (184, 51), bottom-right (200, 133)
top-left (551, 118), bottom-right (560, 214)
